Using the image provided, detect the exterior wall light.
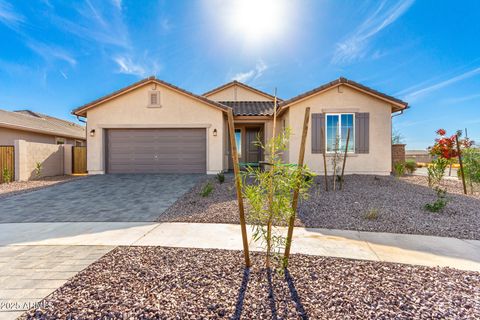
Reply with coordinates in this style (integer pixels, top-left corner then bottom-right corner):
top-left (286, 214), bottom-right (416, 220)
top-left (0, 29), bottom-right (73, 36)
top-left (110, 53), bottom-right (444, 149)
top-left (213, 129), bottom-right (217, 136)
top-left (90, 129), bottom-right (96, 137)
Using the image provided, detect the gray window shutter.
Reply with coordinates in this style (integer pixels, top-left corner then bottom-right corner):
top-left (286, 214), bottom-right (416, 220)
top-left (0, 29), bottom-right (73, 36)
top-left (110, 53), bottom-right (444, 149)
top-left (311, 113), bottom-right (325, 154)
top-left (355, 112), bottom-right (370, 153)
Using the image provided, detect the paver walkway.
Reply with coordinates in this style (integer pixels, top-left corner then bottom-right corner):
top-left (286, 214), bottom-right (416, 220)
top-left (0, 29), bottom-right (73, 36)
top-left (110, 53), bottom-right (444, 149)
top-left (0, 245), bottom-right (113, 319)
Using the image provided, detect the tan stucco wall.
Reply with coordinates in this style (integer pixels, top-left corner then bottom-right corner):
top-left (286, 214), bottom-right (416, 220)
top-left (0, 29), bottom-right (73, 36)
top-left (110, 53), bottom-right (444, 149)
top-left (14, 140), bottom-right (66, 181)
top-left (206, 84), bottom-right (273, 101)
top-left (285, 85), bottom-right (393, 175)
top-left (0, 127), bottom-right (83, 146)
top-left (86, 82), bottom-right (225, 174)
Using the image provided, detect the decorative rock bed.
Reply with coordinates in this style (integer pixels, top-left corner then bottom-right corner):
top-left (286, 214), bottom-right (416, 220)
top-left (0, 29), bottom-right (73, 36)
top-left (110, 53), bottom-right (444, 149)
top-left (23, 247), bottom-right (480, 319)
top-left (159, 174), bottom-right (480, 240)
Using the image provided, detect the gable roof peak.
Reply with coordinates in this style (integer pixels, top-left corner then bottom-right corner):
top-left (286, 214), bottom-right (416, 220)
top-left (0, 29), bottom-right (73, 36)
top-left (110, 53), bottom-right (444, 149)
top-left (72, 76), bottom-right (230, 117)
top-left (279, 77), bottom-right (408, 112)
top-left (203, 80), bottom-right (281, 101)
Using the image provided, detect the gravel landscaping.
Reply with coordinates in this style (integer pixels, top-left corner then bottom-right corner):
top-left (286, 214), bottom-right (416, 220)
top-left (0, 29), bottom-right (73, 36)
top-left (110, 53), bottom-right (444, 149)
top-left (159, 174), bottom-right (480, 240)
top-left (23, 246), bottom-right (479, 319)
top-left (0, 175), bottom-right (83, 199)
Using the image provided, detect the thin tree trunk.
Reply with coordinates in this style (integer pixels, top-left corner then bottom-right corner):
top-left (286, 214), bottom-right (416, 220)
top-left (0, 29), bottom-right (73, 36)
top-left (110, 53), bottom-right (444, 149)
top-left (455, 134), bottom-right (467, 195)
top-left (227, 109), bottom-right (250, 267)
top-left (266, 91), bottom-right (278, 268)
top-left (283, 107), bottom-right (310, 268)
top-left (340, 128), bottom-right (350, 190)
top-left (321, 127), bottom-right (328, 191)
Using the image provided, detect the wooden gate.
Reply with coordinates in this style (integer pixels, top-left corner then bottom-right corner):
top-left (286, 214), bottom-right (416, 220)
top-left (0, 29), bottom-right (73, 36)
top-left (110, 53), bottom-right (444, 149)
top-left (72, 146), bottom-right (87, 174)
top-left (0, 146), bottom-right (14, 183)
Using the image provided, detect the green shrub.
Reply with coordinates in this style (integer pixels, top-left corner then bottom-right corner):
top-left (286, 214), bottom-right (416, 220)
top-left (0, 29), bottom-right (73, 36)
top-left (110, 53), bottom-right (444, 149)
top-left (427, 158), bottom-right (448, 187)
top-left (364, 208), bottom-right (379, 220)
top-left (2, 167), bottom-right (11, 184)
top-left (393, 162), bottom-right (405, 177)
top-left (404, 159), bottom-right (417, 174)
top-left (424, 187), bottom-right (448, 212)
top-left (216, 172), bottom-right (225, 184)
top-left (200, 182), bottom-right (214, 197)
top-left (461, 148), bottom-right (480, 193)
top-left (34, 161), bottom-right (43, 178)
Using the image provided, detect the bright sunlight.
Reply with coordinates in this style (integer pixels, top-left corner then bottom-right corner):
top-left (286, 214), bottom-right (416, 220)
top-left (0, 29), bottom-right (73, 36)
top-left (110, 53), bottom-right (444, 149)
top-left (223, 0), bottom-right (290, 44)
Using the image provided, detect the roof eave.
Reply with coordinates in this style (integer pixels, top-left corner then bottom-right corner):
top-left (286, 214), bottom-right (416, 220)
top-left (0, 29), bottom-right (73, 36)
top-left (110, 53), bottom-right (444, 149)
top-left (0, 122), bottom-right (86, 140)
top-left (72, 77), bottom-right (230, 117)
top-left (279, 78), bottom-right (408, 114)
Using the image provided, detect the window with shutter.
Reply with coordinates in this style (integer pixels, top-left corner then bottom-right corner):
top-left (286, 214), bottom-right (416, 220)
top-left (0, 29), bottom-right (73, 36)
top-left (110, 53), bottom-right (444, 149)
top-left (311, 113), bottom-right (325, 154)
top-left (355, 112), bottom-right (370, 153)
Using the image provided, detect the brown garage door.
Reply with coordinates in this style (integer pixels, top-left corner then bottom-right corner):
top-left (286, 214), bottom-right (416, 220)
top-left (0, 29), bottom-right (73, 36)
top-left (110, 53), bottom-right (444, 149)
top-left (106, 128), bottom-right (206, 174)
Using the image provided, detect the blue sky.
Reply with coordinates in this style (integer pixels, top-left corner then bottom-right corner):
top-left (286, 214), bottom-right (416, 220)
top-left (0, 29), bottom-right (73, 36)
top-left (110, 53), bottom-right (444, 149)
top-left (0, 0), bottom-right (479, 149)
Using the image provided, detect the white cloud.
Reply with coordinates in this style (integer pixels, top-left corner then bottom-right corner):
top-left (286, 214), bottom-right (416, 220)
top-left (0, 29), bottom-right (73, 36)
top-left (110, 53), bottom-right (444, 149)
top-left (402, 67), bottom-right (480, 101)
top-left (442, 93), bottom-right (480, 104)
top-left (111, 0), bottom-right (122, 10)
top-left (0, 0), bottom-right (24, 31)
top-left (332, 0), bottom-right (414, 64)
top-left (114, 55), bottom-right (161, 77)
top-left (231, 60), bottom-right (268, 83)
top-left (51, 1), bottom-right (130, 49)
top-left (26, 40), bottom-right (77, 66)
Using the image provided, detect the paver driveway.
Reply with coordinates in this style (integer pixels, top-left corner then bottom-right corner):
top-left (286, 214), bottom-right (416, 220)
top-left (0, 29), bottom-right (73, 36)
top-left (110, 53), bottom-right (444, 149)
top-left (0, 174), bottom-right (204, 222)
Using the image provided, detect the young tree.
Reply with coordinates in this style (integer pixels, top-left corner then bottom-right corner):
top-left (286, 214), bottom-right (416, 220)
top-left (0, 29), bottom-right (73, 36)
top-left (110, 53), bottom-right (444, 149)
top-left (242, 129), bottom-right (313, 269)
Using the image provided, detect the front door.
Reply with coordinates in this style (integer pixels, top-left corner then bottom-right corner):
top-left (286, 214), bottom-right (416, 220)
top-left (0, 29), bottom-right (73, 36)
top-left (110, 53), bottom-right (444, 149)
top-left (245, 128), bottom-right (263, 163)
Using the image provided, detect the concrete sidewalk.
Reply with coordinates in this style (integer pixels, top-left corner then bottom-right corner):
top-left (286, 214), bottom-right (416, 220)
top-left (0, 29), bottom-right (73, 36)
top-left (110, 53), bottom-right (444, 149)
top-left (1, 222), bottom-right (479, 272)
top-left (1, 222), bottom-right (478, 319)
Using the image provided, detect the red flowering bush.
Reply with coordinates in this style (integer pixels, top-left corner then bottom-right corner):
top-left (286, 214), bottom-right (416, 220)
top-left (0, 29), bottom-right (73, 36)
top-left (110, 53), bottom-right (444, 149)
top-left (429, 129), bottom-right (473, 159)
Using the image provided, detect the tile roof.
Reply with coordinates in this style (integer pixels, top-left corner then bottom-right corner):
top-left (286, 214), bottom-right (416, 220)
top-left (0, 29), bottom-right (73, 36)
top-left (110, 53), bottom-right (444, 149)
top-left (219, 101), bottom-right (276, 116)
top-left (0, 109), bottom-right (86, 139)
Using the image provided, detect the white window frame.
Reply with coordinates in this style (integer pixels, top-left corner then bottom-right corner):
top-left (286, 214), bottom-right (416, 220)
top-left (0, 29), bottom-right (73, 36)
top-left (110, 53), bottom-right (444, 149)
top-left (55, 137), bottom-right (66, 145)
top-left (325, 113), bottom-right (355, 153)
top-left (148, 90), bottom-right (161, 108)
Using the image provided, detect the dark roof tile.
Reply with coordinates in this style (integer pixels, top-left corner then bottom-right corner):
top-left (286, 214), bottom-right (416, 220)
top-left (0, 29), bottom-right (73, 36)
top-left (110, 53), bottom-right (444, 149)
top-left (219, 101), bottom-right (275, 116)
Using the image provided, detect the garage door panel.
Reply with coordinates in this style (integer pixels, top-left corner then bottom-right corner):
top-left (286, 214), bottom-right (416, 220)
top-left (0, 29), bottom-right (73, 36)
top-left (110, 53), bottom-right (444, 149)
top-left (107, 128), bottom-right (206, 174)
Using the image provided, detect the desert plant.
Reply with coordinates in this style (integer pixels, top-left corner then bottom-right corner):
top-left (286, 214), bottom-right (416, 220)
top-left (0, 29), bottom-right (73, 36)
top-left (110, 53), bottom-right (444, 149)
top-left (424, 187), bottom-right (448, 212)
top-left (427, 157), bottom-right (448, 187)
top-left (34, 162), bottom-right (43, 178)
top-left (200, 182), bottom-right (214, 197)
top-left (393, 161), bottom-right (405, 177)
top-left (216, 172), bottom-right (225, 184)
top-left (2, 167), bottom-right (11, 183)
top-left (404, 159), bottom-right (417, 174)
top-left (461, 147), bottom-right (480, 194)
top-left (242, 128), bottom-right (313, 269)
top-left (364, 208), bottom-right (379, 220)
top-left (330, 132), bottom-right (342, 190)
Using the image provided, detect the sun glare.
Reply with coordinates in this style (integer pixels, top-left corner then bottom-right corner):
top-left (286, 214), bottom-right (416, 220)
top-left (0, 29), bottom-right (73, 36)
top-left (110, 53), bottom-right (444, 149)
top-left (227, 0), bottom-right (288, 44)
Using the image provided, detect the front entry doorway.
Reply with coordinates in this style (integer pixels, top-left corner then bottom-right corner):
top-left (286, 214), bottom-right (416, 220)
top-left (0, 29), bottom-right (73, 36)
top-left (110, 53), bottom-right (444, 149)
top-left (231, 124), bottom-right (264, 168)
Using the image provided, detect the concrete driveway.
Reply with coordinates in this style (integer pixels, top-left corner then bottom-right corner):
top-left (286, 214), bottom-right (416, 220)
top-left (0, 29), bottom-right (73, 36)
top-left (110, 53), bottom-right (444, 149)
top-left (0, 174), bottom-right (204, 222)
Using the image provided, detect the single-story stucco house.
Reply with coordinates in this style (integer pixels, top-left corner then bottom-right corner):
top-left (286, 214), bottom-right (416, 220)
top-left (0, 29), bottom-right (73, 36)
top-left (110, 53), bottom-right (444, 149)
top-left (72, 77), bottom-right (408, 175)
top-left (0, 109), bottom-right (86, 146)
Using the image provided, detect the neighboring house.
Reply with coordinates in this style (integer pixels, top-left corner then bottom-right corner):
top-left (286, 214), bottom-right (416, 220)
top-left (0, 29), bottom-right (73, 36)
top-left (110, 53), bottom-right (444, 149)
top-left (406, 150), bottom-right (432, 163)
top-left (72, 76), bottom-right (408, 175)
top-left (0, 109), bottom-right (86, 146)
